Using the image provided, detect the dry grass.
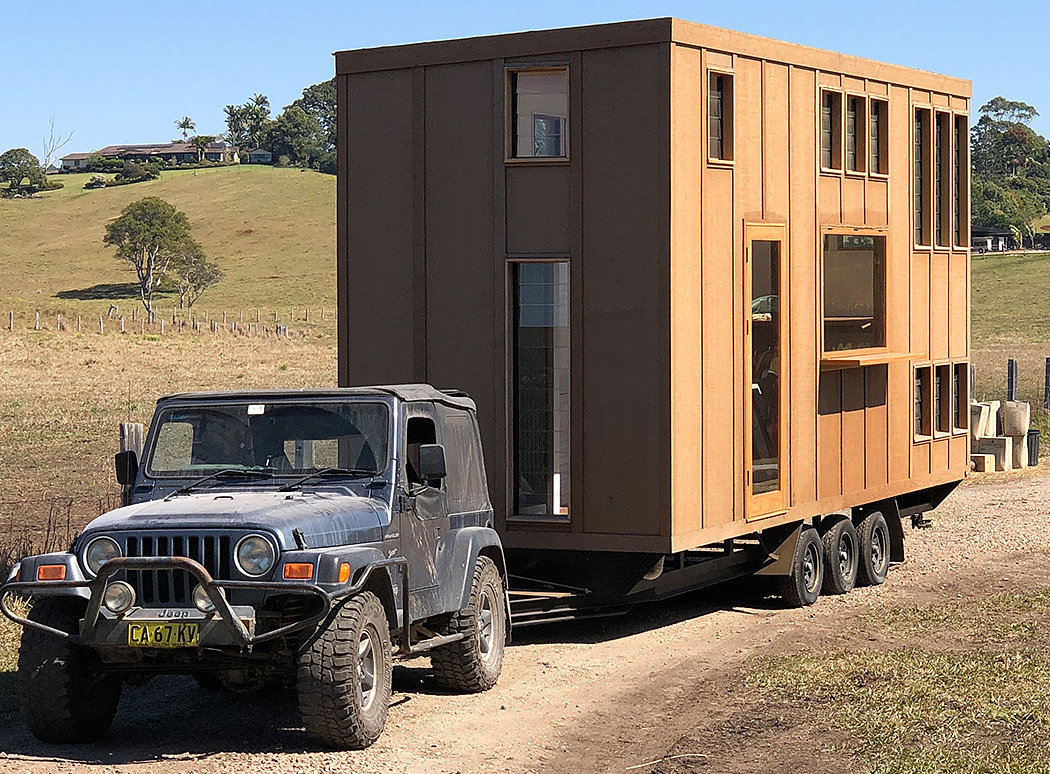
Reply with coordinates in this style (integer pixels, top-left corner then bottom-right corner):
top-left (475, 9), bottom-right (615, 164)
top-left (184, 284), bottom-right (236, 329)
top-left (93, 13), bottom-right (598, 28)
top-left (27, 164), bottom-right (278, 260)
top-left (746, 590), bottom-right (1050, 774)
top-left (0, 166), bottom-right (336, 319)
top-left (0, 596), bottom-right (27, 714)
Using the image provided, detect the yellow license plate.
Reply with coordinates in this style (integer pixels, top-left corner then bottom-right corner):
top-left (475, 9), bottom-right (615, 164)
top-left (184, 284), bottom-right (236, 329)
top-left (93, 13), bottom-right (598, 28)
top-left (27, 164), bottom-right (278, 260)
top-left (127, 622), bottom-right (200, 649)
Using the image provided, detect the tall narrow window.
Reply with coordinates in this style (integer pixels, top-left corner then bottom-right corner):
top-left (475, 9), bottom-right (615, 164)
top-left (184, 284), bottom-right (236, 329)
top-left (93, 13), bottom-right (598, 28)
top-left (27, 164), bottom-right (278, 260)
top-left (821, 91), bottom-right (842, 170)
top-left (708, 72), bottom-right (734, 161)
top-left (953, 362), bottom-right (969, 430)
top-left (915, 366), bottom-right (933, 438)
top-left (845, 96), bottom-right (865, 172)
top-left (955, 115), bottom-right (969, 246)
top-left (870, 99), bottom-right (888, 174)
top-left (513, 262), bottom-right (570, 517)
top-left (509, 69), bottom-right (568, 159)
top-left (936, 113), bottom-right (953, 247)
top-left (914, 109), bottom-right (930, 245)
top-left (935, 116), bottom-right (943, 246)
top-left (935, 364), bottom-right (952, 434)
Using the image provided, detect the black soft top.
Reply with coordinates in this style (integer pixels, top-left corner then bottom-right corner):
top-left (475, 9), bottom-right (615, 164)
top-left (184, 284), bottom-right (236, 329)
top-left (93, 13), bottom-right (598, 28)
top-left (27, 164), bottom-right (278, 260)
top-left (157, 384), bottom-right (477, 412)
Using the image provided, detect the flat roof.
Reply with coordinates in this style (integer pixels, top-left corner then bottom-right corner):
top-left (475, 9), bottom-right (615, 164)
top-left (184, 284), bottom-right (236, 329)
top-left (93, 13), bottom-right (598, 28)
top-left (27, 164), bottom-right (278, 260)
top-left (335, 17), bottom-right (970, 98)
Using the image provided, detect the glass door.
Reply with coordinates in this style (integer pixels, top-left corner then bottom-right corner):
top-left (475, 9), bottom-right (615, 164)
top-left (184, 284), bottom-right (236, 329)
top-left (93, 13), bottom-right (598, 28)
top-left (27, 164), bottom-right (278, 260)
top-left (745, 225), bottom-right (788, 518)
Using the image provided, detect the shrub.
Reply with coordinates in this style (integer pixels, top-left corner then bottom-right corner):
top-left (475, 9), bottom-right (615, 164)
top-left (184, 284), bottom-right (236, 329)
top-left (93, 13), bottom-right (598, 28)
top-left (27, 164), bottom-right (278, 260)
top-left (84, 175), bottom-right (107, 189)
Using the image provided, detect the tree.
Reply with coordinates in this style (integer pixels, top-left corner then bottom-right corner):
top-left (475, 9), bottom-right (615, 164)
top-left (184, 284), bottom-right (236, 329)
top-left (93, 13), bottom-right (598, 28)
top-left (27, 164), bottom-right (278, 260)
top-left (190, 134), bottom-right (216, 162)
top-left (103, 197), bottom-right (193, 316)
top-left (176, 117), bottom-right (196, 141)
top-left (979, 97), bottom-right (1039, 125)
top-left (40, 112), bottom-right (74, 171)
top-left (290, 78), bottom-right (337, 174)
top-left (224, 97), bottom-right (272, 150)
top-left (267, 106), bottom-right (323, 167)
top-left (169, 241), bottom-right (223, 308)
top-left (0, 148), bottom-right (45, 195)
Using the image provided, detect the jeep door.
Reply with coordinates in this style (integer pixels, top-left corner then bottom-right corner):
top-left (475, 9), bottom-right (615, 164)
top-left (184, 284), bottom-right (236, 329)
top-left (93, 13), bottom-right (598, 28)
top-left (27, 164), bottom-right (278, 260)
top-left (400, 402), bottom-right (449, 618)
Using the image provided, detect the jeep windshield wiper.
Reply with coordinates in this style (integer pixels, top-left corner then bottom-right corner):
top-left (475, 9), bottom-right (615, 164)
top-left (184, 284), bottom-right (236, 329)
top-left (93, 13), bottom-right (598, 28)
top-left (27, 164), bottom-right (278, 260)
top-left (278, 467), bottom-right (377, 492)
top-left (168, 467), bottom-right (275, 497)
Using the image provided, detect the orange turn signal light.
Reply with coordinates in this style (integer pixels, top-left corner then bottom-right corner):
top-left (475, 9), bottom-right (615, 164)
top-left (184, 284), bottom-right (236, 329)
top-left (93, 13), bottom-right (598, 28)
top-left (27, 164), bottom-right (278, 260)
top-left (282, 563), bottom-right (314, 580)
top-left (37, 564), bottom-right (67, 581)
top-left (338, 563), bottom-right (351, 584)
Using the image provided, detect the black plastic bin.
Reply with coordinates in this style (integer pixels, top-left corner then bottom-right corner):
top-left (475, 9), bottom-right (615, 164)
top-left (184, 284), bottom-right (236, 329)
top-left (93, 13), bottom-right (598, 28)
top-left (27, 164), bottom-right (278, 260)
top-left (1028, 429), bottom-right (1040, 466)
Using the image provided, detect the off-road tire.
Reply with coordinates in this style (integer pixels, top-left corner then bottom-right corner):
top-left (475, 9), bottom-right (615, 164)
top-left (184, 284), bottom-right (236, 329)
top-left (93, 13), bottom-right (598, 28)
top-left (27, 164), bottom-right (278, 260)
top-left (431, 556), bottom-right (506, 693)
top-left (777, 527), bottom-right (823, 608)
top-left (820, 516), bottom-right (859, 595)
top-left (856, 511), bottom-right (891, 587)
top-left (17, 597), bottom-right (122, 743)
top-left (297, 591), bottom-right (392, 749)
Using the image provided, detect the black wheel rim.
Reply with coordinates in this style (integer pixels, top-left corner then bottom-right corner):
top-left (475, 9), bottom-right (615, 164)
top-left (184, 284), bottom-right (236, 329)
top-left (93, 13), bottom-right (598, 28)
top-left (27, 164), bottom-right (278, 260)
top-left (839, 531), bottom-right (856, 579)
top-left (803, 542), bottom-right (820, 593)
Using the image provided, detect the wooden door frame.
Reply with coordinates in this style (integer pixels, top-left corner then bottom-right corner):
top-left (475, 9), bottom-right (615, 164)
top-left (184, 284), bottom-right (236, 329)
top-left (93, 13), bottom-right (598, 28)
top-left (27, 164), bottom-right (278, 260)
top-left (744, 222), bottom-right (789, 521)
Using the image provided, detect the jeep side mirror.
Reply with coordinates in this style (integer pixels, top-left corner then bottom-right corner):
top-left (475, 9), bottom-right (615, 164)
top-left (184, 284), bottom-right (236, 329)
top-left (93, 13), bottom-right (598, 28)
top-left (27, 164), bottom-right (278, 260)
top-left (417, 444), bottom-right (447, 481)
top-left (115, 450), bottom-right (139, 486)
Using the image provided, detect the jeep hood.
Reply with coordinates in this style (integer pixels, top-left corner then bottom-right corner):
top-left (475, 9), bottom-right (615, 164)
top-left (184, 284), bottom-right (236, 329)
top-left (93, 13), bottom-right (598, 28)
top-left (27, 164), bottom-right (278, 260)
top-left (83, 491), bottom-right (391, 550)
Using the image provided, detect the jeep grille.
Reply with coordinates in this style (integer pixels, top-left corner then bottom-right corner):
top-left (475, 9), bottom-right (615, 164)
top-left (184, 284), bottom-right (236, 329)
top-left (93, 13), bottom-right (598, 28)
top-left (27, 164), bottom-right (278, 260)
top-left (118, 532), bottom-right (241, 606)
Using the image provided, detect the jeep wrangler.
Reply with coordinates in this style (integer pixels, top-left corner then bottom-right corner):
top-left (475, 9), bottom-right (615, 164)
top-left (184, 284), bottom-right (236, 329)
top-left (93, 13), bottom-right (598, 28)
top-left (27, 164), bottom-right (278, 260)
top-left (1, 385), bottom-right (508, 749)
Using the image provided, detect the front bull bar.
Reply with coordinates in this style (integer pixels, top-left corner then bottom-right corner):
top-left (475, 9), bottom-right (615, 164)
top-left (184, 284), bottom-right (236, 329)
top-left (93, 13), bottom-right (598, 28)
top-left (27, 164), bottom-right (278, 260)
top-left (0, 555), bottom-right (410, 653)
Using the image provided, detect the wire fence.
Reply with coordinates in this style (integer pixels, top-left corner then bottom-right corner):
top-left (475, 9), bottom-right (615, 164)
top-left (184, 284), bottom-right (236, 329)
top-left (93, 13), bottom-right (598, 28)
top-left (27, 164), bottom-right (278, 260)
top-left (0, 494), bottom-right (122, 580)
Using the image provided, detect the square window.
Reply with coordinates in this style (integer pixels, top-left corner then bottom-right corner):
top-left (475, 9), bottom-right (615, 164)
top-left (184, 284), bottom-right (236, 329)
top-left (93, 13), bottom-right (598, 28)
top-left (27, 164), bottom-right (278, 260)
top-left (509, 69), bottom-right (568, 159)
top-left (823, 234), bottom-right (886, 352)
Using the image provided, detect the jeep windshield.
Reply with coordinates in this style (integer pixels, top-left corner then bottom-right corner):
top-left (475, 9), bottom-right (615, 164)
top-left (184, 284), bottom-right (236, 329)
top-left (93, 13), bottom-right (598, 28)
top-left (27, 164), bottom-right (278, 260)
top-left (144, 400), bottom-right (390, 479)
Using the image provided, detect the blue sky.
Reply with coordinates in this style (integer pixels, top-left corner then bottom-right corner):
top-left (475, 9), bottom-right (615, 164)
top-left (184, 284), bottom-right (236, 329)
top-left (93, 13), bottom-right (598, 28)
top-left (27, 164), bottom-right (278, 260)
top-left (3, 0), bottom-right (1048, 159)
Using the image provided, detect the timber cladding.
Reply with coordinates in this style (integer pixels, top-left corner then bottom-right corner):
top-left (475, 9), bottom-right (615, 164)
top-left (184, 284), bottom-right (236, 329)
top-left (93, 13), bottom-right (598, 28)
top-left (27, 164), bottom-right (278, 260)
top-left (336, 18), bottom-right (971, 554)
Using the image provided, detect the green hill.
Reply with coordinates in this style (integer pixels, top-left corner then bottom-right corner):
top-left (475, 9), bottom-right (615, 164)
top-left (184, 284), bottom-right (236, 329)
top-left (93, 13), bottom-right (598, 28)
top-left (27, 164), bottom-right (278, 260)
top-left (0, 165), bottom-right (336, 318)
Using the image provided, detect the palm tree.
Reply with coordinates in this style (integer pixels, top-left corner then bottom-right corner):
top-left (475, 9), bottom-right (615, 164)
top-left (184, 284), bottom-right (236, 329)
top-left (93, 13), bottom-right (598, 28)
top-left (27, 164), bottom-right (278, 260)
top-left (250, 94), bottom-right (269, 111)
top-left (175, 117), bottom-right (196, 141)
top-left (191, 135), bottom-right (216, 162)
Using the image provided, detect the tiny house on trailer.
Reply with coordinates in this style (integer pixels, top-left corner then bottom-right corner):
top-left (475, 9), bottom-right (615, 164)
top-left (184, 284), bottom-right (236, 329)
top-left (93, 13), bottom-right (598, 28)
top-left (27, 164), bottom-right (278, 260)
top-left (335, 19), bottom-right (971, 600)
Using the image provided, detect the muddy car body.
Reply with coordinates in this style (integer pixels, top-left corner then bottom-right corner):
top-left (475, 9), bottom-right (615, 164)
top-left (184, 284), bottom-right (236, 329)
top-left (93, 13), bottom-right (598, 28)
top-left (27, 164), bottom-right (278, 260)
top-left (2, 385), bottom-right (509, 749)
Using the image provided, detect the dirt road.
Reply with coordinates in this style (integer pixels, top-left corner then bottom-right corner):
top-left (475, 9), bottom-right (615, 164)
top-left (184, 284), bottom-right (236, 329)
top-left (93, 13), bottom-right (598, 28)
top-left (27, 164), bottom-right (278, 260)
top-left (0, 470), bottom-right (1045, 773)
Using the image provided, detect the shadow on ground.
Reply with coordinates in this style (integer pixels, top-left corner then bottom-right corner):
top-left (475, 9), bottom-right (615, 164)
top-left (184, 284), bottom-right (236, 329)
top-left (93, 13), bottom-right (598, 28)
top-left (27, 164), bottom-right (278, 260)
top-left (0, 576), bottom-right (782, 763)
top-left (54, 284), bottom-right (173, 302)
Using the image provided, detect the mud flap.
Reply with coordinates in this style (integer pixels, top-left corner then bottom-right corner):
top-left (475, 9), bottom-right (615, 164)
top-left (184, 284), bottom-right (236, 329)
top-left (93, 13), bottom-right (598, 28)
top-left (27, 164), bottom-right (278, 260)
top-left (854, 499), bottom-right (905, 563)
top-left (754, 521), bottom-right (804, 577)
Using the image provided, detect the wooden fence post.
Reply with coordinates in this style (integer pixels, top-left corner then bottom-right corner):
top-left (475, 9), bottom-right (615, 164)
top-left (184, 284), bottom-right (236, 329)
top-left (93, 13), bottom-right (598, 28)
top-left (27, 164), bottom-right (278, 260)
top-left (8, 311), bottom-right (12, 331)
top-left (77, 315), bottom-right (82, 332)
top-left (1044, 358), bottom-right (1050, 410)
top-left (57, 314), bottom-right (62, 331)
top-left (120, 317), bottom-right (125, 334)
top-left (99, 316), bottom-right (104, 333)
top-left (160, 320), bottom-right (165, 335)
top-left (1007, 359), bottom-right (1018, 402)
top-left (34, 312), bottom-right (39, 331)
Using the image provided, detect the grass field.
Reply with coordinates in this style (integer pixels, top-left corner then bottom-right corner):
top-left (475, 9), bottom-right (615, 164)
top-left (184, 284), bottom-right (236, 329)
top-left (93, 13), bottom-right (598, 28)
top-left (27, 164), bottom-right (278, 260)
top-left (0, 166), bottom-right (336, 319)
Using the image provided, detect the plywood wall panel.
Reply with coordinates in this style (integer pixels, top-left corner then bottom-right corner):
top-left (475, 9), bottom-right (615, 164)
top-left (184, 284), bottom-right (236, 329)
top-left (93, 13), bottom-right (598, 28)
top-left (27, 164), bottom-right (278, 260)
top-left (818, 372), bottom-right (843, 499)
top-left (787, 65), bottom-right (818, 506)
top-left (912, 442), bottom-right (932, 478)
top-left (867, 179), bottom-right (888, 227)
top-left (841, 368), bottom-right (866, 493)
top-left (580, 44), bottom-right (668, 536)
top-left (931, 251), bottom-right (949, 361)
top-left (670, 43), bottom-right (703, 538)
top-left (888, 361), bottom-right (910, 482)
top-left (762, 62), bottom-right (790, 221)
top-left (701, 165), bottom-right (737, 528)
top-left (911, 251), bottom-right (931, 359)
top-left (864, 366), bottom-right (889, 489)
top-left (344, 70), bottom-right (416, 385)
top-left (949, 252), bottom-right (967, 360)
top-left (819, 174), bottom-right (842, 224)
top-left (735, 57), bottom-right (764, 219)
top-left (931, 437), bottom-right (948, 473)
top-left (842, 175), bottom-right (865, 225)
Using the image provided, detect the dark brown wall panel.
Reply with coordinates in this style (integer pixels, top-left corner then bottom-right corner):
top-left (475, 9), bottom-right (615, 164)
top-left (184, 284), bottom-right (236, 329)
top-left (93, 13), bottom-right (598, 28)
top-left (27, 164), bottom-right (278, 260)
top-left (505, 165), bottom-right (571, 255)
top-left (421, 62), bottom-right (499, 497)
top-left (344, 70), bottom-right (416, 386)
top-left (580, 43), bottom-right (668, 536)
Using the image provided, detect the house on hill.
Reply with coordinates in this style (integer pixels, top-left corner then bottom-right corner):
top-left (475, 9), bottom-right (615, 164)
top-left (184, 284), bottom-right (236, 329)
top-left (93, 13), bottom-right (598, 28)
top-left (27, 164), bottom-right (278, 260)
top-left (60, 141), bottom-right (238, 170)
top-left (246, 148), bottom-right (273, 164)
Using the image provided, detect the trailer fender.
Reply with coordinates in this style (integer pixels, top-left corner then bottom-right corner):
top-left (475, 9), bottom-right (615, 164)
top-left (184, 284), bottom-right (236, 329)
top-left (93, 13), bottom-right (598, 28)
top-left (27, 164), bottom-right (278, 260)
top-left (853, 499), bottom-right (905, 563)
top-left (444, 526), bottom-right (506, 612)
top-left (754, 521), bottom-right (805, 577)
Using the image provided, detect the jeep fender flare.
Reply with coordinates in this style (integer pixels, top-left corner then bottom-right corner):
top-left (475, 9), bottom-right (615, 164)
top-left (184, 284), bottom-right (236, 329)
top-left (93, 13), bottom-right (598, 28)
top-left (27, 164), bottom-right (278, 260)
top-left (443, 526), bottom-right (509, 634)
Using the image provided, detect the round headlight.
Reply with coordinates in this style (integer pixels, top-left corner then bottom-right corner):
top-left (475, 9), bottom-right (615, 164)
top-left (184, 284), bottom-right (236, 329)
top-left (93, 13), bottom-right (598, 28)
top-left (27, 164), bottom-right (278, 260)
top-left (192, 583), bottom-right (225, 613)
top-left (235, 535), bottom-right (275, 577)
top-left (103, 581), bottom-right (136, 614)
top-left (84, 536), bottom-right (122, 576)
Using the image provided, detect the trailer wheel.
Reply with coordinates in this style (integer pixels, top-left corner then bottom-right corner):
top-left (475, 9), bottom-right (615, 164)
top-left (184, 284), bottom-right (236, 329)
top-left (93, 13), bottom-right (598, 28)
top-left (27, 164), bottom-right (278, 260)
top-left (431, 556), bottom-right (506, 693)
top-left (297, 591), bottom-right (392, 749)
top-left (820, 517), bottom-right (859, 595)
top-left (856, 511), bottom-right (890, 587)
top-left (778, 527), bottom-right (823, 607)
top-left (17, 597), bottom-right (122, 743)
